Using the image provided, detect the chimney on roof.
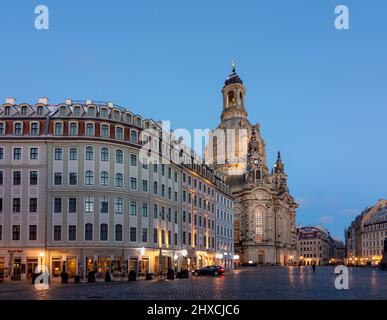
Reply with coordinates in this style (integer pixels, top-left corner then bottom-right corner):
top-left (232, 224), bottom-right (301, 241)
top-left (38, 97), bottom-right (48, 105)
top-left (86, 99), bottom-right (92, 105)
top-left (65, 99), bottom-right (72, 105)
top-left (5, 97), bottom-right (15, 105)
top-left (108, 102), bottom-right (113, 108)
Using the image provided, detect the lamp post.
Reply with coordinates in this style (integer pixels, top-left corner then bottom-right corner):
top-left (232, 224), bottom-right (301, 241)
top-left (39, 251), bottom-right (44, 273)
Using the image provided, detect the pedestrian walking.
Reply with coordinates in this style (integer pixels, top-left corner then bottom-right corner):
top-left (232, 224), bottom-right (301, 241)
top-left (312, 262), bottom-right (316, 272)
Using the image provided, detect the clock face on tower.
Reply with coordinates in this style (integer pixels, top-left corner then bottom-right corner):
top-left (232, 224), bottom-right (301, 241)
top-left (253, 159), bottom-right (259, 166)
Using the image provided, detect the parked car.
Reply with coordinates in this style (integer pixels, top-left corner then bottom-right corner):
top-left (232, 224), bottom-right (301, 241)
top-left (192, 265), bottom-right (225, 276)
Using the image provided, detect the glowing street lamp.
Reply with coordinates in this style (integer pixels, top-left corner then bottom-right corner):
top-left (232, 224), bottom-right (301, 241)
top-left (39, 251), bottom-right (44, 272)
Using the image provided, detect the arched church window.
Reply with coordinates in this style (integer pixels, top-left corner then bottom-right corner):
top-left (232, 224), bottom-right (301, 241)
top-left (255, 208), bottom-right (263, 243)
top-left (239, 92), bottom-right (243, 107)
top-left (255, 170), bottom-right (261, 180)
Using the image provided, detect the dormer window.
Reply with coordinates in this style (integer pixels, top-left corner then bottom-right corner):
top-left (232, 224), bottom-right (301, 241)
top-left (37, 106), bottom-right (44, 116)
top-left (100, 108), bottom-right (108, 118)
top-left (14, 122), bottom-right (23, 135)
top-left (113, 110), bottom-right (120, 121)
top-left (21, 107), bottom-right (28, 116)
top-left (73, 106), bottom-right (81, 117)
top-left (4, 107), bottom-right (11, 116)
top-left (134, 117), bottom-right (141, 127)
top-left (60, 106), bottom-right (67, 116)
top-left (125, 114), bottom-right (132, 123)
top-left (87, 107), bottom-right (96, 117)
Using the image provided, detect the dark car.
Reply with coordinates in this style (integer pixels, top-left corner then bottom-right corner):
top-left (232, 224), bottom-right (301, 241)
top-left (192, 265), bottom-right (225, 276)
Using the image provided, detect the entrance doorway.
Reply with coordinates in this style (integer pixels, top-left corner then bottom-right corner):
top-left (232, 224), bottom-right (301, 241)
top-left (12, 258), bottom-right (21, 281)
top-left (0, 257), bottom-right (4, 282)
top-left (51, 258), bottom-right (61, 277)
top-left (140, 257), bottom-right (149, 275)
top-left (27, 258), bottom-right (38, 280)
top-left (257, 250), bottom-right (265, 265)
top-left (67, 258), bottom-right (77, 277)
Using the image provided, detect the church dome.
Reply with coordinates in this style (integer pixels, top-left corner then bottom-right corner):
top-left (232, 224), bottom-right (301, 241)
top-left (224, 69), bottom-right (243, 87)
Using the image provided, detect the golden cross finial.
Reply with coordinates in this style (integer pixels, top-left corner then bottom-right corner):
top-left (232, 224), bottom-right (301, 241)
top-left (232, 58), bottom-right (236, 72)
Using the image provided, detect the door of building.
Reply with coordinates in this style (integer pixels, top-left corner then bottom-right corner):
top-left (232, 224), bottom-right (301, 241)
top-left (257, 250), bottom-right (265, 265)
top-left (0, 257), bottom-right (4, 282)
top-left (12, 258), bottom-right (21, 281)
top-left (27, 258), bottom-right (38, 280)
top-left (67, 257), bottom-right (77, 277)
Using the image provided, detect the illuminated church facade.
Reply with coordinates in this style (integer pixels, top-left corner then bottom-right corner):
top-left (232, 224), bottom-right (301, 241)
top-left (207, 65), bottom-right (298, 265)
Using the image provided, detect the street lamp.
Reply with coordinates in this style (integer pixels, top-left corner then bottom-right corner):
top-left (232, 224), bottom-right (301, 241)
top-left (39, 251), bottom-right (44, 273)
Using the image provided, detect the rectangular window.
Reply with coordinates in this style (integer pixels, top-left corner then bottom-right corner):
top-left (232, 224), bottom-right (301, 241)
top-left (142, 228), bottom-right (148, 242)
top-left (142, 159), bottom-right (148, 169)
top-left (30, 147), bottom-right (38, 160)
top-left (54, 225), bottom-right (61, 241)
top-left (54, 172), bottom-right (62, 185)
top-left (85, 196), bottom-right (94, 213)
top-left (13, 148), bottom-right (22, 160)
top-left (54, 198), bottom-right (62, 213)
top-left (97, 196), bottom-right (108, 213)
top-left (142, 180), bottom-right (148, 192)
top-left (130, 227), bottom-right (137, 242)
top-left (29, 171), bottom-right (38, 185)
top-left (69, 172), bottom-right (77, 185)
top-left (142, 203), bottom-right (148, 217)
top-left (174, 233), bottom-right (178, 246)
top-left (13, 198), bottom-right (21, 213)
top-left (54, 148), bottom-right (62, 160)
top-left (69, 198), bottom-right (77, 213)
top-left (13, 171), bottom-right (21, 185)
top-left (153, 163), bottom-right (158, 173)
top-left (29, 198), bottom-right (37, 213)
top-left (69, 148), bottom-right (78, 160)
top-left (130, 177), bottom-right (137, 190)
top-left (130, 201), bottom-right (137, 216)
top-left (183, 231), bottom-right (186, 245)
top-left (29, 225), bottom-right (37, 241)
top-left (0, 123), bottom-right (5, 135)
top-left (0, 198), bottom-right (3, 213)
top-left (12, 225), bottom-right (20, 240)
top-left (0, 147), bottom-right (3, 160)
top-left (69, 225), bottom-right (76, 241)
top-left (153, 204), bottom-right (158, 219)
top-left (0, 171), bottom-right (2, 185)
top-left (153, 228), bottom-right (158, 243)
top-left (0, 225), bottom-right (2, 240)
top-left (130, 154), bottom-right (137, 166)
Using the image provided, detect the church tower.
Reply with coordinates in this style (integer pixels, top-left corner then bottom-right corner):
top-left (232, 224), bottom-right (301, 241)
top-left (207, 63), bottom-right (298, 266)
top-left (210, 62), bottom-right (266, 177)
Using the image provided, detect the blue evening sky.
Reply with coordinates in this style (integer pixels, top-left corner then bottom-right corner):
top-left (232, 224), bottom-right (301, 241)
top-left (1, 0), bottom-right (386, 239)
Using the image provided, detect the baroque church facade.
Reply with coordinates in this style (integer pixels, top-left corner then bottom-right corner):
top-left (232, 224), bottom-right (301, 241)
top-left (207, 65), bottom-right (298, 265)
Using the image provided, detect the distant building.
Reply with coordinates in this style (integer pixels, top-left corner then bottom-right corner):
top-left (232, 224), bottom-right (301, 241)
top-left (297, 226), bottom-right (331, 266)
top-left (331, 237), bottom-right (345, 264)
top-left (345, 199), bottom-right (387, 266)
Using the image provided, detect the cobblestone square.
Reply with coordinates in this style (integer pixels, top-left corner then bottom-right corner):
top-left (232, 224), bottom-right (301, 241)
top-left (0, 267), bottom-right (386, 300)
